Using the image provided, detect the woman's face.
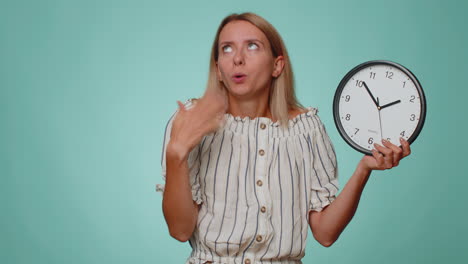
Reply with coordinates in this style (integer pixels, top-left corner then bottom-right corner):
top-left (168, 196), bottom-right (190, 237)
top-left (216, 20), bottom-right (283, 99)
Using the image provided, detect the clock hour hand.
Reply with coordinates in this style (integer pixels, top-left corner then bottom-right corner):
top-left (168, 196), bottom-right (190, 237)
top-left (380, 99), bottom-right (401, 110)
top-left (362, 81), bottom-right (379, 108)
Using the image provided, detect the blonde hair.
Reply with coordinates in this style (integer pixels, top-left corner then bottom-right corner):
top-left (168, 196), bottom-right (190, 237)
top-left (205, 12), bottom-right (304, 127)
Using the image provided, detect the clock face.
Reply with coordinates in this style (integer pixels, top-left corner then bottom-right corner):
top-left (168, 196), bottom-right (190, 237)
top-left (333, 60), bottom-right (426, 155)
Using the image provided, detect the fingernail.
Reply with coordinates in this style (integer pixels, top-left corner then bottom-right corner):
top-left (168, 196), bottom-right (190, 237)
top-left (382, 139), bottom-right (387, 143)
top-left (399, 137), bottom-right (403, 142)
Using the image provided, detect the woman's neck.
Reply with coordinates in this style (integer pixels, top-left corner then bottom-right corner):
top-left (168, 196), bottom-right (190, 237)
top-left (227, 91), bottom-right (272, 120)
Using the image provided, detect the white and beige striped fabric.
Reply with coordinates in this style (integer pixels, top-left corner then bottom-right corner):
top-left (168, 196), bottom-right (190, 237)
top-left (157, 100), bottom-right (339, 264)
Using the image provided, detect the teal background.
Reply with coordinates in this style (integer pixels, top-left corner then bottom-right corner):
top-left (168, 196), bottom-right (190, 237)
top-left (1, 0), bottom-right (466, 263)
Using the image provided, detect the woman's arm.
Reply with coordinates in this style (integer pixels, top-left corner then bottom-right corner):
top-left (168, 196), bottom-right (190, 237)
top-left (163, 143), bottom-right (200, 242)
top-left (309, 162), bottom-right (371, 247)
top-left (162, 90), bottom-right (227, 242)
top-left (309, 138), bottom-right (411, 247)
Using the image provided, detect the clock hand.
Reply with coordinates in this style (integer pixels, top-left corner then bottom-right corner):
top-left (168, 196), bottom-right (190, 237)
top-left (377, 97), bottom-right (383, 141)
top-left (380, 99), bottom-right (401, 110)
top-left (362, 81), bottom-right (380, 108)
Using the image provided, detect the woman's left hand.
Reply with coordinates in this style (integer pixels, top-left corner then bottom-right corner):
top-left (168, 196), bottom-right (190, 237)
top-left (359, 138), bottom-right (411, 171)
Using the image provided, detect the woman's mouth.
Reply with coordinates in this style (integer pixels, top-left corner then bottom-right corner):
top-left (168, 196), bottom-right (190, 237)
top-left (232, 73), bottom-right (247, 84)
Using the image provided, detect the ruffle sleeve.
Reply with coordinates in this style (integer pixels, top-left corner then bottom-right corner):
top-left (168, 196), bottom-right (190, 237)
top-left (309, 114), bottom-right (339, 212)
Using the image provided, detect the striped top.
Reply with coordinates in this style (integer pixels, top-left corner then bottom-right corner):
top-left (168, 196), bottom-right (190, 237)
top-left (157, 100), bottom-right (339, 264)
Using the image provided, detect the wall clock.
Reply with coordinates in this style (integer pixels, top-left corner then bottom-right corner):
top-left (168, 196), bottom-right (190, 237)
top-left (333, 60), bottom-right (427, 155)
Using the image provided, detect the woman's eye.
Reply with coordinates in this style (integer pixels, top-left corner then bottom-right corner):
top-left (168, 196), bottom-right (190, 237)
top-left (222, 46), bottom-right (232, 53)
top-left (248, 43), bottom-right (258, 50)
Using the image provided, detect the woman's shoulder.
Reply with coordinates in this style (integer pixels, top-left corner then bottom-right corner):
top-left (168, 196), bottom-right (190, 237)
top-left (288, 107), bottom-right (307, 119)
top-left (288, 106), bottom-right (318, 119)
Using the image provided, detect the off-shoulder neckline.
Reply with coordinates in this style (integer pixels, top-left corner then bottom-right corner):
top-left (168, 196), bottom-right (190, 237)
top-left (225, 107), bottom-right (318, 127)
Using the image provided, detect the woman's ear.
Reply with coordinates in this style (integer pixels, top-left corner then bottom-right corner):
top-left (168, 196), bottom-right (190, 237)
top-left (216, 62), bottom-right (223, 82)
top-left (272, 55), bottom-right (285, 78)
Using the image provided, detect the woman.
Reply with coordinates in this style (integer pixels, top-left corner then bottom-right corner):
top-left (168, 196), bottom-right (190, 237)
top-left (158, 12), bottom-right (411, 264)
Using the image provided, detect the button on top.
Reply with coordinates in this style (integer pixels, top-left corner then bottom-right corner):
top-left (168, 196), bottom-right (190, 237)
top-left (256, 235), bottom-right (263, 242)
top-left (261, 206), bottom-right (266, 213)
top-left (256, 180), bottom-right (263, 187)
top-left (245, 259), bottom-right (251, 264)
top-left (259, 149), bottom-right (265, 156)
top-left (260, 123), bottom-right (266, 129)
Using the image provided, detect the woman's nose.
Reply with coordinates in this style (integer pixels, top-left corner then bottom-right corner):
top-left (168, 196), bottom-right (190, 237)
top-left (233, 50), bottom-right (245, 66)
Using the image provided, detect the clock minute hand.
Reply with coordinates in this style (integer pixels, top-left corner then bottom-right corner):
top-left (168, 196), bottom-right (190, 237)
top-left (380, 99), bottom-right (401, 110)
top-left (362, 81), bottom-right (379, 108)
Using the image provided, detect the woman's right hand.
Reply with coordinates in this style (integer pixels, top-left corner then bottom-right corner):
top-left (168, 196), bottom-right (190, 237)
top-left (168, 88), bottom-right (228, 160)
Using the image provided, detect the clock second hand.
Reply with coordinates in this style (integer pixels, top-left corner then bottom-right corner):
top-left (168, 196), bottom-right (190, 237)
top-left (377, 97), bottom-right (383, 141)
top-left (376, 98), bottom-right (401, 143)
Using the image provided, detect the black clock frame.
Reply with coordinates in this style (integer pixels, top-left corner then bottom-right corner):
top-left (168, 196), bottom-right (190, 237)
top-left (333, 60), bottom-right (427, 155)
